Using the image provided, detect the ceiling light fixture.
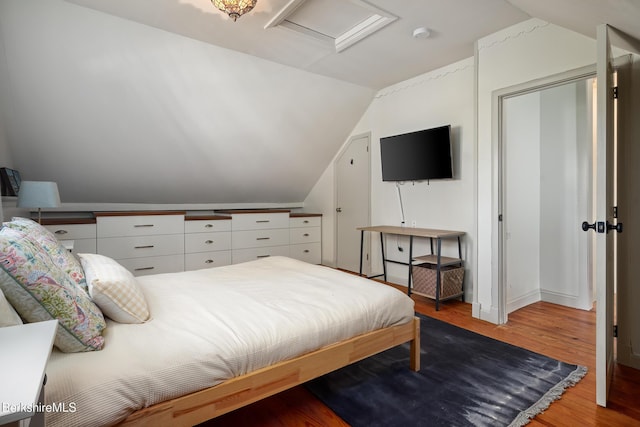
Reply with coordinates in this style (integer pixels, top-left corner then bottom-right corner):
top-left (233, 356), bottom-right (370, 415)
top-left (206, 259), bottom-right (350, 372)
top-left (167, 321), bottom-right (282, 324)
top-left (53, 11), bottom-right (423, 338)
top-left (212, 0), bottom-right (257, 22)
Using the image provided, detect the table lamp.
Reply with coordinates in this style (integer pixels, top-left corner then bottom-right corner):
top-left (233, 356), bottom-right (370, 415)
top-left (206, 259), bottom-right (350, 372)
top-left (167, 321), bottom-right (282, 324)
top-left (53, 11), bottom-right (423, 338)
top-left (17, 181), bottom-right (61, 224)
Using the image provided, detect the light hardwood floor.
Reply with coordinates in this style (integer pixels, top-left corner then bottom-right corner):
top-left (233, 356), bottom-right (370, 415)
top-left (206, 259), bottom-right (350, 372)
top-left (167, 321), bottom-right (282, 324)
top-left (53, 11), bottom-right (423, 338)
top-left (204, 287), bottom-right (640, 426)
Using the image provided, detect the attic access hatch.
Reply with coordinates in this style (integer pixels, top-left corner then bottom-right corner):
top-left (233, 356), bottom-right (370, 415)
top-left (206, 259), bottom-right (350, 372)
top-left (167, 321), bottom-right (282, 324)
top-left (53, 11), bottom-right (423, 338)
top-left (265, 0), bottom-right (397, 53)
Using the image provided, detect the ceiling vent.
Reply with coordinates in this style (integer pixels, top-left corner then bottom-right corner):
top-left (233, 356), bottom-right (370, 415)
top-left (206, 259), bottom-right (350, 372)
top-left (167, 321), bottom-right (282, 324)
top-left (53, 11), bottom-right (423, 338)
top-left (265, 0), bottom-right (397, 53)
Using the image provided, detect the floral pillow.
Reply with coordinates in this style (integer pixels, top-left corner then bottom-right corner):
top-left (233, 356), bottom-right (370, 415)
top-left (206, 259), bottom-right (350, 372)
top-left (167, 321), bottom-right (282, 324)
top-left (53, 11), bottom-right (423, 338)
top-left (0, 226), bottom-right (106, 352)
top-left (4, 217), bottom-right (88, 291)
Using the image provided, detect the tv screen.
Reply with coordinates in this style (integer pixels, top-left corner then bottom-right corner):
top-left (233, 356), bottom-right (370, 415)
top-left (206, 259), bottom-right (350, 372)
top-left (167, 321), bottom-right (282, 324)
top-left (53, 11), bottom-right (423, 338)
top-left (380, 125), bottom-right (453, 181)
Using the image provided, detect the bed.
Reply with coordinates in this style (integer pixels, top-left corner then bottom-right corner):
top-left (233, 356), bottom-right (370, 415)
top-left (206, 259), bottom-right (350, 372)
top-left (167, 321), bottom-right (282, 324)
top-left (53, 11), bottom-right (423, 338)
top-left (0, 219), bottom-right (419, 427)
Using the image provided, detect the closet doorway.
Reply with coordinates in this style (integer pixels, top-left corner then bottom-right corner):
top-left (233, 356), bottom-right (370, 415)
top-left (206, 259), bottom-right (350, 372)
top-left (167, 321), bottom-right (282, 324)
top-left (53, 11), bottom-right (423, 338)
top-left (335, 133), bottom-right (371, 274)
top-left (499, 69), bottom-right (597, 317)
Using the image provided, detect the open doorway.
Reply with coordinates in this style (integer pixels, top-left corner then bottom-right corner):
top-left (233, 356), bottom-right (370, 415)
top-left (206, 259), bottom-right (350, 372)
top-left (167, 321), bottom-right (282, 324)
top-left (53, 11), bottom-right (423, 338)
top-left (501, 76), bottom-right (596, 315)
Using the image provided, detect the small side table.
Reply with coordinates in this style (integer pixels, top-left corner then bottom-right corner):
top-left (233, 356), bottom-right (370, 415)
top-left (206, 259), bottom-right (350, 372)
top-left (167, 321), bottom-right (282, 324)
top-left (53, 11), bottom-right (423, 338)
top-left (59, 240), bottom-right (75, 253)
top-left (0, 320), bottom-right (57, 426)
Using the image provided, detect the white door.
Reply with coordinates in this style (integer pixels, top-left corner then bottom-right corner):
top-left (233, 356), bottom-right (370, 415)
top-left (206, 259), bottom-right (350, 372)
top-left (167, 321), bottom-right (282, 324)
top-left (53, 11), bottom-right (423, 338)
top-left (594, 24), bottom-right (617, 407)
top-left (613, 52), bottom-right (640, 369)
top-left (336, 134), bottom-right (370, 273)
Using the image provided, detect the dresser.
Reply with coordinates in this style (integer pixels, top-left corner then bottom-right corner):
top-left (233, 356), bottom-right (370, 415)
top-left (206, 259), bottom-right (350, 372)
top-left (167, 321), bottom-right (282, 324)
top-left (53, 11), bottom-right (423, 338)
top-left (227, 211), bottom-right (291, 264)
top-left (36, 210), bottom-right (322, 275)
top-left (184, 215), bottom-right (232, 270)
top-left (42, 219), bottom-right (97, 254)
top-left (289, 214), bottom-right (322, 264)
top-left (95, 212), bottom-right (185, 276)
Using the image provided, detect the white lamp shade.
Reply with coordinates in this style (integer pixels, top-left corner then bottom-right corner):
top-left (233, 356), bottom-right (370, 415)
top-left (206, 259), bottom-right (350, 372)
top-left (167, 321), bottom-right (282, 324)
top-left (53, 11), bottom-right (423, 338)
top-left (17, 181), bottom-right (61, 209)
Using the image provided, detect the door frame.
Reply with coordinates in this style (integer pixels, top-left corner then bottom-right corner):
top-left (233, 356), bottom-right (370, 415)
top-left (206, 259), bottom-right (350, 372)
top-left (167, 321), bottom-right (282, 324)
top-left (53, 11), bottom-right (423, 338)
top-left (492, 64), bottom-right (597, 324)
top-left (333, 132), bottom-right (371, 274)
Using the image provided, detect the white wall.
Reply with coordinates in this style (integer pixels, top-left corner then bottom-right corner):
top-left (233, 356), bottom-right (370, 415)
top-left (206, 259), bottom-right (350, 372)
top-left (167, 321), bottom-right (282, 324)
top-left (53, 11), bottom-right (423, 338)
top-left (503, 91), bottom-right (541, 311)
top-left (306, 57), bottom-right (476, 298)
top-left (539, 81), bottom-right (593, 309)
top-left (0, 22), bottom-right (13, 222)
top-left (476, 18), bottom-right (600, 322)
top-left (0, 0), bottom-right (373, 206)
top-left (503, 80), bottom-right (594, 314)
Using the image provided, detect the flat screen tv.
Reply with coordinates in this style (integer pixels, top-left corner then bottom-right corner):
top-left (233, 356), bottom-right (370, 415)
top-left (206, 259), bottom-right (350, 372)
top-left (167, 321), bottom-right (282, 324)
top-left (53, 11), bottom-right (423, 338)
top-left (380, 125), bottom-right (453, 182)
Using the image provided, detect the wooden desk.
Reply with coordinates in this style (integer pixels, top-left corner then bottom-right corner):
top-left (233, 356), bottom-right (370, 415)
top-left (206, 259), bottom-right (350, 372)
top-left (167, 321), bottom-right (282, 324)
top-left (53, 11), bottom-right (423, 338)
top-left (0, 320), bottom-right (57, 426)
top-left (357, 225), bottom-right (465, 310)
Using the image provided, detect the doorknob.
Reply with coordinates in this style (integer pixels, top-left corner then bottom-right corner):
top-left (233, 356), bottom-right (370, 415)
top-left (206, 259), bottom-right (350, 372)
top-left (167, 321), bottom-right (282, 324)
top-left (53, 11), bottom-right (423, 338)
top-left (582, 221), bottom-right (606, 233)
top-left (336, 207), bottom-right (342, 213)
top-left (606, 221), bottom-right (623, 233)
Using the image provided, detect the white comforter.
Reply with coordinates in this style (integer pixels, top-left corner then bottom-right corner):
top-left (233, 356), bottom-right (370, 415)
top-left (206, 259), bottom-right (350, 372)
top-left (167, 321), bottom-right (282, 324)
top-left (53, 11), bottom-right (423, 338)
top-left (45, 256), bottom-right (414, 427)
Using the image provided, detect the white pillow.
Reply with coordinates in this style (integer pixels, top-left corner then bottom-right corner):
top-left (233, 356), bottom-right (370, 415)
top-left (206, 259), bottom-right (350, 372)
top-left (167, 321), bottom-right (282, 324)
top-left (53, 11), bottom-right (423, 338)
top-left (0, 288), bottom-right (23, 327)
top-left (79, 253), bottom-right (150, 324)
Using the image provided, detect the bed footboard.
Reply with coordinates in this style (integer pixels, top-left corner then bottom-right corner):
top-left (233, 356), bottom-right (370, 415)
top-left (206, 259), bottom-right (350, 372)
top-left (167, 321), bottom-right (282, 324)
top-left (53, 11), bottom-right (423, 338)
top-left (119, 316), bottom-right (420, 427)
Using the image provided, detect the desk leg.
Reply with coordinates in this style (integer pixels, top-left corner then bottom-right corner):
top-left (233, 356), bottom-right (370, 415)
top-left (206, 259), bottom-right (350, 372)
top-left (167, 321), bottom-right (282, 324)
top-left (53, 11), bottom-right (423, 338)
top-left (380, 233), bottom-right (387, 281)
top-left (436, 238), bottom-right (442, 311)
top-left (407, 235), bottom-right (413, 296)
top-left (359, 230), bottom-right (364, 276)
top-left (458, 236), bottom-right (464, 302)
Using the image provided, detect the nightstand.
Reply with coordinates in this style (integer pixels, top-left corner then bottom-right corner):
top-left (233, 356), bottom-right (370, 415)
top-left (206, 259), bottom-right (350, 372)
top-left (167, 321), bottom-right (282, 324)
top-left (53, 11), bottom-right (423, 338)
top-left (59, 240), bottom-right (74, 253)
top-left (0, 320), bottom-right (57, 427)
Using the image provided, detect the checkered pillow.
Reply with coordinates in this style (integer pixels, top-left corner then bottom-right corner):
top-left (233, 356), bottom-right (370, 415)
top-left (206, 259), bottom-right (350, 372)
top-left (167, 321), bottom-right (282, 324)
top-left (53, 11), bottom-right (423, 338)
top-left (79, 253), bottom-right (150, 324)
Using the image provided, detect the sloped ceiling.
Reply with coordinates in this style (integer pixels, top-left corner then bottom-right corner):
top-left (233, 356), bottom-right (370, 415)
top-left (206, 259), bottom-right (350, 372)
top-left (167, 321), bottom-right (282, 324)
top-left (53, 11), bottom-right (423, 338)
top-left (0, 0), bottom-right (375, 204)
top-left (508, 0), bottom-right (640, 42)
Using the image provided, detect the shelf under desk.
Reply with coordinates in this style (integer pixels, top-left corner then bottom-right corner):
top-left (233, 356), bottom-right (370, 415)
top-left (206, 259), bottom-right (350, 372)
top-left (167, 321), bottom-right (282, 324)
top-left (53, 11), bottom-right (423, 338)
top-left (357, 225), bottom-right (465, 310)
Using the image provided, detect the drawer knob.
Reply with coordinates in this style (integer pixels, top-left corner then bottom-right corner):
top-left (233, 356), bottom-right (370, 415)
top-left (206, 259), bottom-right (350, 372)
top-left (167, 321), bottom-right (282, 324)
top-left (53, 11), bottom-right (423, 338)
top-left (256, 237), bottom-right (270, 241)
top-left (205, 224), bottom-right (213, 228)
top-left (257, 255), bottom-right (270, 258)
top-left (303, 233), bottom-right (309, 237)
top-left (205, 240), bottom-right (214, 244)
top-left (256, 220), bottom-right (270, 223)
top-left (54, 230), bottom-right (68, 235)
top-left (205, 259), bottom-right (214, 264)
top-left (134, 267), bottom-right (155, 271)
top-left (134, 224), bottom-right (155, 228)
top-left (303, 220), bottom-right (309, 224)
top-left (304, 250), bottom-right (310, 253)
top-left (134, 245), bottom-right (155, 249)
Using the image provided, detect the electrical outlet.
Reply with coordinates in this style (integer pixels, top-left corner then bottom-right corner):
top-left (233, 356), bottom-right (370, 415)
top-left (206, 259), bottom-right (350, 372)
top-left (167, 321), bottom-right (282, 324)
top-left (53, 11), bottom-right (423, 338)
top-left (411, 220), bottom-right (417, 228)
top-left (398, 246), bottom-right (404, 252)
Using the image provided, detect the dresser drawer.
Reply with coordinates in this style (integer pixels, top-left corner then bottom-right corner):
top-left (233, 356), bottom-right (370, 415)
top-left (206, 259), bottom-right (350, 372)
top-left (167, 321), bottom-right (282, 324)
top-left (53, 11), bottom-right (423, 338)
top-left (185, 232), bottom-right (231, 253)
top-left (231, 213), bottom-right (289, 231)
top-left (232, 229), bottom-right (289, 249)
top-left (232, 246), bottom-right (290, 264)
top-left (185, 219), bottom-right (231, 234)
top-left (289, 243), bottom-right (321, 264)
top-left (97, 234), bottom-right (184, 259)
top-left (118, 255), bottom-right (185, 276)
top-left (290, 227), bottom-right (321, 244)
top-left (97, 215), bottom-right (184, 238)
top-left (185, 251), bottom-right (232, 271)
top-left (44, 223), bottom-right (96, 240)
top-left (289, 216), bottom-right (321, 228)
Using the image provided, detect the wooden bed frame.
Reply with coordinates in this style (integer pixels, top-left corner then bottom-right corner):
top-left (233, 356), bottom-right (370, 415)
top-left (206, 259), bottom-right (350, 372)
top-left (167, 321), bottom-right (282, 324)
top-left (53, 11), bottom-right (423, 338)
top-left (119, 316), bottom-right (421, 426)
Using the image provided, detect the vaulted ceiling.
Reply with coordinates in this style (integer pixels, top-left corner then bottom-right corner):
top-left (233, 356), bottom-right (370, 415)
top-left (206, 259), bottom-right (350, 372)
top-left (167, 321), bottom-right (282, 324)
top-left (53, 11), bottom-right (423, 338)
top-left (1, 0), bottom-right (639, 206)
top-left (65, 0), bottom-right (531, 89)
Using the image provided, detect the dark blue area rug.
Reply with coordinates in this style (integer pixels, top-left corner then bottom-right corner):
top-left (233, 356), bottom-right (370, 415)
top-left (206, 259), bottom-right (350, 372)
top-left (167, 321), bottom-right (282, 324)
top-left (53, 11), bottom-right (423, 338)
top-left (305, 314), bottom-right (586, 427)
